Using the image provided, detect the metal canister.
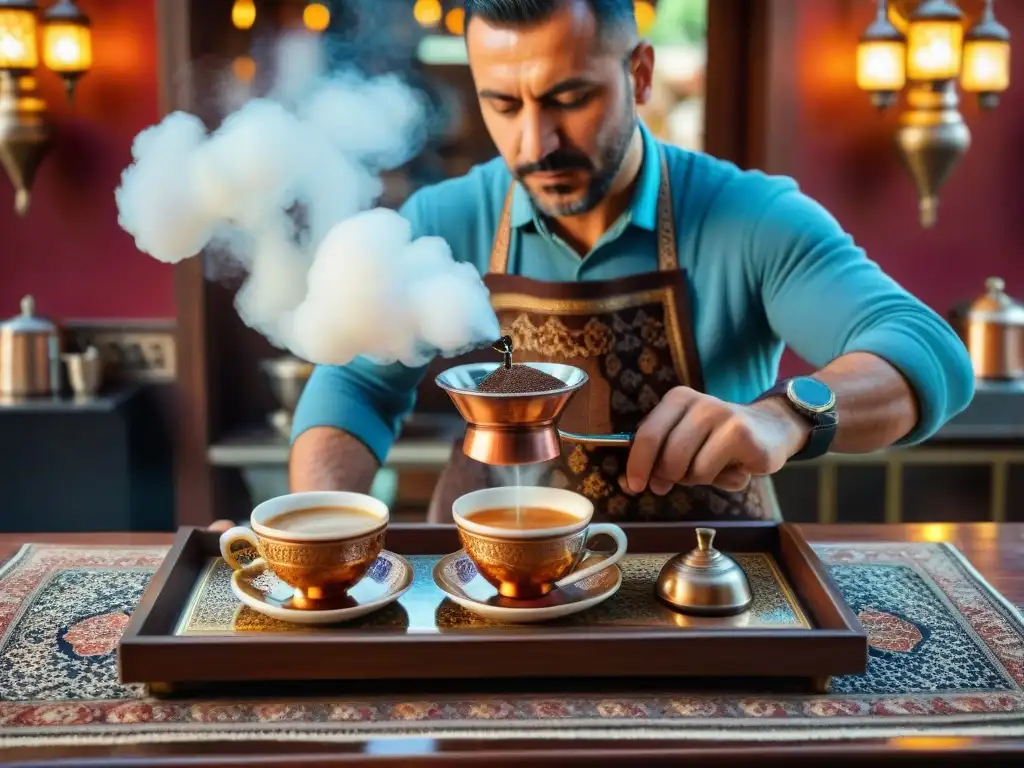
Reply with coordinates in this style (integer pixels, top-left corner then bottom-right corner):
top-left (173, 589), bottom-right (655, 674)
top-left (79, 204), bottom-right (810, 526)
top-left (950, 277), bottom-right (1024, 380)
top-left (0, 295), bottom-right (60, 397)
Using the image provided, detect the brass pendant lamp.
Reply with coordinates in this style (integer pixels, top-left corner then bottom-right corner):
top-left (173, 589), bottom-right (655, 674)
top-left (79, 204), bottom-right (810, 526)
top-left (0, 0), bottom-right (92, 217)
top-left (857, 0), bottom-right (1011, 228)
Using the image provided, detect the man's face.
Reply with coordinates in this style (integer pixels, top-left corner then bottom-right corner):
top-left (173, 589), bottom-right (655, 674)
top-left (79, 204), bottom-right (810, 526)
top-left (466, 1), bottom-right (653, 217)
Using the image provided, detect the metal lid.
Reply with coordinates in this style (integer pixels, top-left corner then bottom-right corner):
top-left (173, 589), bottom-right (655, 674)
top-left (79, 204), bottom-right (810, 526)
top-left (0, 295), bottom-right (58, 336)
top-left (962, 277), bottom-right (1024, 326)
top-left (655, 528), bottom-right (753, 616)
top-left (677, 528), bottom-right (744, 575)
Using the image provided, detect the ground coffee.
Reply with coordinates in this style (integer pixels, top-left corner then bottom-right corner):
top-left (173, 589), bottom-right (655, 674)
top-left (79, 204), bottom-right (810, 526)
top-left (477, 364), bottom-right (564, 394)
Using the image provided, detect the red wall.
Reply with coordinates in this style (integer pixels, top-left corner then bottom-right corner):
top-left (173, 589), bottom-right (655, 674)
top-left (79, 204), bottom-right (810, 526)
top-left (0, 0), bottom-right (173, 321)
top-left (780, 0), bottom-right (1024, 376)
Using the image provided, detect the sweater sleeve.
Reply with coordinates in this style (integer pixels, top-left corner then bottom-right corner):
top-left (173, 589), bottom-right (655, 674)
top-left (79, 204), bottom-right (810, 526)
top-left (289, 193), bottom-right (432, 463)
top-left (748, 183), bottom-right (974, 445)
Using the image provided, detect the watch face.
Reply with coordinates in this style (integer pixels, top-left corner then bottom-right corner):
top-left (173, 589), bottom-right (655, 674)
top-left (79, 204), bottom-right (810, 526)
top-left (788, 377), bottom-right (835, 413)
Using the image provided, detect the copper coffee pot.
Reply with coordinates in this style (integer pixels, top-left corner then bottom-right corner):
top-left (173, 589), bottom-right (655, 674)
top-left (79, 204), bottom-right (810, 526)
top-left (435, 360), bottom-right (633, 466)
top-left (949, 277), bottom-right (1024, 380)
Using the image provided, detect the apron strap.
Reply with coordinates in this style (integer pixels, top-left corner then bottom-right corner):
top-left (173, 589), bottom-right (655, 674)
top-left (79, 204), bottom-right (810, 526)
top-left (488, 186), bottom-right (516, 275)
top-left (488, 144), bottom-right (678, 277)
top-left (655, 147), bottom-right (677, 273)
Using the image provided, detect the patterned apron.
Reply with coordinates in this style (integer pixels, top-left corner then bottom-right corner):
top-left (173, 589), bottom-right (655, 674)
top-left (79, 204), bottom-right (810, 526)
top-left (426, 148), bottom-right (780, 524)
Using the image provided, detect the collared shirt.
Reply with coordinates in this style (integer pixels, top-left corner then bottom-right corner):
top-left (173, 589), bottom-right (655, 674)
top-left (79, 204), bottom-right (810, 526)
top-left (292, 123), bottom-right (974, 463)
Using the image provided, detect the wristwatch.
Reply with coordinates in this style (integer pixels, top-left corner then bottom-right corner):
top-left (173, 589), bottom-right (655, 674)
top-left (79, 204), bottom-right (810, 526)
top-left (755, 377), bottom-right (838, 462)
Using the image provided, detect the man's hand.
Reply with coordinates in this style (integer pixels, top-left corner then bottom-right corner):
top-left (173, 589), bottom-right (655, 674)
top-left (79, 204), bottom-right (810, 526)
top-left (625, 387), bottom-right (811, 496)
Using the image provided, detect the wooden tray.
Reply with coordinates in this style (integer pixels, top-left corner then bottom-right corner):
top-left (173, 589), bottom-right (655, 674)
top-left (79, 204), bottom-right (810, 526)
top-left (119, 523), bottom-right (866, 693)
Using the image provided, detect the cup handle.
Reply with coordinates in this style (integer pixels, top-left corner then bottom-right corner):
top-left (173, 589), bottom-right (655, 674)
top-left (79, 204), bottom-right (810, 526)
top-left (219, 526), bottom-right (260, 571)
top-left (555, 523), bottom-right (627, 589)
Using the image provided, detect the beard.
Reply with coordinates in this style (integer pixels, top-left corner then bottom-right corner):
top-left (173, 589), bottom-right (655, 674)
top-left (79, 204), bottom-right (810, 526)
top-left (516, 101), bottom-right (637, 218)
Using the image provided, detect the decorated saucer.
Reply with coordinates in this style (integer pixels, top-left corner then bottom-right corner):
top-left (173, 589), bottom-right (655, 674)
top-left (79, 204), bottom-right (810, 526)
top-left (432, 550), bottom-right (621, 624)
top-left (230, 551), bottom-right (413, 625)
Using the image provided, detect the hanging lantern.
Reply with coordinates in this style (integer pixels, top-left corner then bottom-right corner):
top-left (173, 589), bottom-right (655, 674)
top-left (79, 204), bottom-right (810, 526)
top-left (906, 0), bottom-right (964, 81)
top-left (41, 0), bottom-right (90, 102)
top-left (855, 0), bottom-right (1012, 228)
top-left (960, 0), bottom-right (1010, 109)
top-left (857, 0), bottom-right (907, 108)
top-left (0, 0), bottom-right (39, 72)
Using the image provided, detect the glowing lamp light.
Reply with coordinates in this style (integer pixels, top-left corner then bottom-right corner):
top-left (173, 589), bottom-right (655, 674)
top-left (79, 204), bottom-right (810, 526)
top-left (906, 0), bottom-right (963, 81)
top-left (232, 55), bottom-right (256, 84)
top-left (960, 0), bottom-right (1010, 108)
top-left (634, 1), bottom-right (656, 36)
top-left (414, 0), bottom-right (442, 28)
top-left (231, 0), bottom-right (256, 30)
top-left (40, 0), bottom-right (90, 101)
top-left (445, 8), bottom-right (465, 36)
top-left (0, 3), bottom-right (38, 71)
top-left (42, 22), bottom-right (90, 72)
top-left (857, 0), bottom-right (906, 108)
top-left (303, 2), bottom-right (330, 32)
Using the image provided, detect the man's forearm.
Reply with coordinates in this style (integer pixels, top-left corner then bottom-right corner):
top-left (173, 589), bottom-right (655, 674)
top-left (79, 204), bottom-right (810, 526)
top-left (290, 426), bottom-right (381, 493)
top-left (809, 351), bottom-right (919, 453)
top-left (754, 351), bottom-right (919, 458)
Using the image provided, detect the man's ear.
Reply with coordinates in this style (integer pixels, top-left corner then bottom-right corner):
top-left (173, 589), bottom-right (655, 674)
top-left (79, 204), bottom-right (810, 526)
top-left (630, 41), bottom-right (655, 106)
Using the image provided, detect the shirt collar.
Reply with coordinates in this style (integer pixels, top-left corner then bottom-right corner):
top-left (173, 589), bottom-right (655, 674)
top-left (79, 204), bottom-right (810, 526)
top-left (509, 121), bottom-right (661, 232)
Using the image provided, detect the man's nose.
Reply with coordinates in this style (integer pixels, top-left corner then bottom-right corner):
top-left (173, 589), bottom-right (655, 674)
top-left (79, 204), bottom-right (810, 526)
top-left (518, 106), bottom-right (560, 166)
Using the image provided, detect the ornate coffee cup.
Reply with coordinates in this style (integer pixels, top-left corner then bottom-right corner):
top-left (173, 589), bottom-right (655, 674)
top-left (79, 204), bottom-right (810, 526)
top-left (218, 491), bottom-right (388, 603)
top-left (452, 486), bottom-right (627, 599)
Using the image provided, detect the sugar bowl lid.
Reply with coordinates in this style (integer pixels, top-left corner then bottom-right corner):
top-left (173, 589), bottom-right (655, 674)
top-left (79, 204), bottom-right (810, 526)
top-left (655, 527), bottom-right (753, 616)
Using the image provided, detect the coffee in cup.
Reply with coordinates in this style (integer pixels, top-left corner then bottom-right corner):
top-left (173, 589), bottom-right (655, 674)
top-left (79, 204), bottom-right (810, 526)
top-left (219, 491), bottom-right (388, 603)
top-left (452, 486), bottom-right (627, 599)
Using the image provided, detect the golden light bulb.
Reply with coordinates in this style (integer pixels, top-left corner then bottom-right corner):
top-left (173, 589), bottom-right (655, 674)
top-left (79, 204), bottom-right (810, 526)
top-left (0, 8), bottom-right (39, 70)
top-left (857, 39), bottom-right (906, 92)
top-left (907, 20), bottom-right (963, 80)
top-left (231, 0), bottom-right (256, 31)
top-left (43, 22), bottom-right (92, 74)
top-left (960, 4), bottom-right (1011, 105)
top-left (414, 0), bottom-right (443, 28)
top-left (905, 1), bottom-right (964, 81)
top-left (303, 2), bottom-right (330, 32)
top-left (445, 8), bottom-right (465, 36)
top-left (232, 55), bottom-right (257, 84)
top-left (961, 39), bottom-right (1010, 92)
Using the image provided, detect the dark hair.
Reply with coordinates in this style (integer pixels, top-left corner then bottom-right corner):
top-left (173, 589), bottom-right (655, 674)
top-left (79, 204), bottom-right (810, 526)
top-left (464, 0), bottom-right (637, 44)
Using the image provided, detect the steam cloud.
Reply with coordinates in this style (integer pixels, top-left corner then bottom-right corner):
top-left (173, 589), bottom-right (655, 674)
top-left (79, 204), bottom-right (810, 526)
top-left (115, 33), bottom-right (500, 367)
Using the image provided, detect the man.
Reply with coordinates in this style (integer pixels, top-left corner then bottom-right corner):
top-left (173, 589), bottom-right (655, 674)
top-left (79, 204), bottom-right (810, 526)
top-left (287, 0), bottom-right (973, 522)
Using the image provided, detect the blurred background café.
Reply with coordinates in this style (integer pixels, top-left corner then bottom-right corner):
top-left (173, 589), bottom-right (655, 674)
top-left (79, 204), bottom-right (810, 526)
top-left (0, 0), bottom-right (1021, 534)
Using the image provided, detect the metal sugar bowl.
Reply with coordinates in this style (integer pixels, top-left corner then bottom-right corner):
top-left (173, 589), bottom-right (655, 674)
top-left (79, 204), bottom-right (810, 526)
top-left (0, 295), bottom-right (60, 399)
top-left (656, 528), bottom-right (753, 616)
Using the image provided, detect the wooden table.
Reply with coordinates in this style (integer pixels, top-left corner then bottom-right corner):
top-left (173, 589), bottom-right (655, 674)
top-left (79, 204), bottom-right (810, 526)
top-left (2, 524), bottom-right (1023, 767)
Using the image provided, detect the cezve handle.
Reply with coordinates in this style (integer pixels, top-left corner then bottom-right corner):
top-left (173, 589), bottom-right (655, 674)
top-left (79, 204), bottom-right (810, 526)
top-left (559, 430), bottom-right (634, 447)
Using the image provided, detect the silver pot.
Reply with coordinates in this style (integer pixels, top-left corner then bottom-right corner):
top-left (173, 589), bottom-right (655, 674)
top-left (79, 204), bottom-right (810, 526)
top-left (261, 356), bottom-right (314, 435)
top-left (950, 277), bottom-right (1024, 380)
top-left (0, 295), bottom-right (60, 397)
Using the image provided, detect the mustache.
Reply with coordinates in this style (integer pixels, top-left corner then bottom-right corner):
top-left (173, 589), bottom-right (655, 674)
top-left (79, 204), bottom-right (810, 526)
top-left (515, 150), bottom-right (593, 177)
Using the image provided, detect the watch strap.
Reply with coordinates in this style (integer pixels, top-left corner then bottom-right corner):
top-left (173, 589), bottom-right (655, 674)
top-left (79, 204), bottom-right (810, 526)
top-left (792, 409), bottom-right (839, 461)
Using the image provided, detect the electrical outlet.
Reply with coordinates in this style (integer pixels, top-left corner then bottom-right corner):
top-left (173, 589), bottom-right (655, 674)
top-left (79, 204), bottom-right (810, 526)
top-left (64, 324), bottom-right (176, 383)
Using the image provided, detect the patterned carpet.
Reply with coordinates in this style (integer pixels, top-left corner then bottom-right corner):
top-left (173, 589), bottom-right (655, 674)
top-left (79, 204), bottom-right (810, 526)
top-left (1, 542), bottom-right (1023, 746)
